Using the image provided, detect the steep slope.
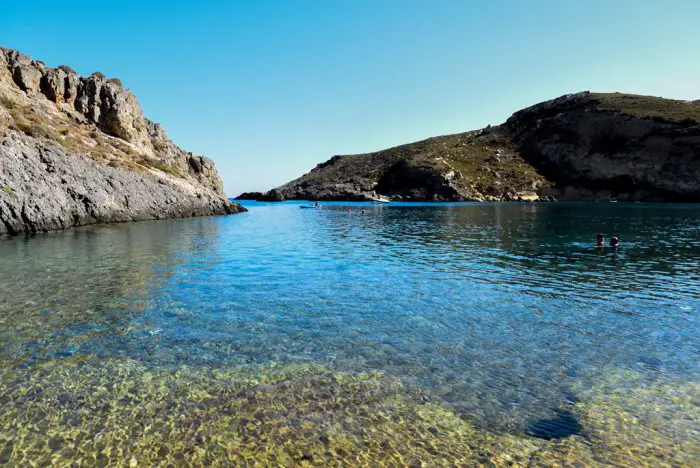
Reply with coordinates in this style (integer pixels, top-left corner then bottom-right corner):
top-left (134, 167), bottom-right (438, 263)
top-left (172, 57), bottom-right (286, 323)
top-left (248, 91), bottom-right (700, 202)
top-left (506, 92), bottom-right (700, 201)
top-left (251, 126), bottom-right (546, 202)
top-left (0, 47), bottom-right (244, 235)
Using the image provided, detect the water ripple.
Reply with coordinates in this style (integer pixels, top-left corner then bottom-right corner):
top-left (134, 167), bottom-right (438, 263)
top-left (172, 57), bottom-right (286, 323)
top-left (0, 202), bottom-right (699, 435)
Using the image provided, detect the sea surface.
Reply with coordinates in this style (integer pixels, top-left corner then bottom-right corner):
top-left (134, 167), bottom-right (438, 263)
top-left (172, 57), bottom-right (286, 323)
top-left (0, 201), bottom-right (698, 465)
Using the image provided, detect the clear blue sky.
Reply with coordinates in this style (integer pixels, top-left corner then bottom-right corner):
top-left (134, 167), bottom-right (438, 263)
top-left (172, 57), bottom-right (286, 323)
top-left (2, 1), bottom-right (699, 196)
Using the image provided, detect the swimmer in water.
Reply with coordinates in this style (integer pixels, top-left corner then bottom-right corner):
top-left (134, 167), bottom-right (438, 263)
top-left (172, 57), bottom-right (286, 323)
top-left (610, 236), bottom-right (619, 248)
top-left (596, 233), bottom-right (605, 247)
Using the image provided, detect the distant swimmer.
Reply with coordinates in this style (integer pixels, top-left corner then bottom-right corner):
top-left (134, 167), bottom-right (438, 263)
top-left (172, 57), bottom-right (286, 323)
top-left (610, 236), bottom-right (620, 248)
top-left (361, 210), bottom-right (366, 214)
top-left (596, 233), bottom-right (605, 247)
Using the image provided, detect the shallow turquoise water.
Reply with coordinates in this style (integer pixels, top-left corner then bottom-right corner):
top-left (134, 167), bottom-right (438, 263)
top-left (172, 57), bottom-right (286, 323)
top-left (1, 202), bottom-right (699, 447)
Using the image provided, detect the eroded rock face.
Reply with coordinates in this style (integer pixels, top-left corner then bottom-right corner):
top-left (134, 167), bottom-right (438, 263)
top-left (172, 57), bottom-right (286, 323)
top-left (506, 92), bottom-right (700, 201)
top-left (0, 49), bottom-right (149, 147)
top-left (0, 134), bottom-right (243, 235)
top-left (13, 64), bottom-right (43, 92)
top-left (266, 129), bottom-right (544, 202)
top-left (374, 160), bottom-right (463, 201)
top-left (40, 68), bottom-right (67, 103)
top-left (265, 92), bottom-right (700, 202)
top-left (235, 191), bottom-right (264, 200)
top-left (0, 48), bottom-right (224, 171)
top-left (0, 47), bottom-right (243, 234)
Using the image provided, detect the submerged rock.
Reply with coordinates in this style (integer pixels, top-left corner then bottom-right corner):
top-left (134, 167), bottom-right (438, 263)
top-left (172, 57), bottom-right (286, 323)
top-left (525, 409), bottom-right (582, 440)
top-left (0, 357), bottom-right (696, 466)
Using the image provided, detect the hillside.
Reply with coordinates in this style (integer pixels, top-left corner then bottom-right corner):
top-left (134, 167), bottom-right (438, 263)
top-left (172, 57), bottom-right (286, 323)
top-left (245, 92), bottom-right (700, 202)
top-left (0, 47), bottom-right (244, 235)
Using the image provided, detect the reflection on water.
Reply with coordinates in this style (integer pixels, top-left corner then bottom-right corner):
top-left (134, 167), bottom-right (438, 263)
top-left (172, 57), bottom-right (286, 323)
top-left (0, 202), bottom-right (698, 465)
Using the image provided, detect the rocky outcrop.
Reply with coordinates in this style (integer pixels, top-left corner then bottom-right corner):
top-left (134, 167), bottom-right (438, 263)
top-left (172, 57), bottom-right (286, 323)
top-left (264, 126), bottom-right (546, 202)
top-left (2, 48), bottom-right (151, 150)
top-left (0, 47), bottom-right (243, 235)
top-left (237, 191), bottom-right (286, 202)
top-left (506, 92), bottom-right (700, 201)
top-left (235, 191), bottom-right (265, 200)
top-left (0, 134), bottom-right (239, 234)
top-left (264, 92), bottom-right (700, 202)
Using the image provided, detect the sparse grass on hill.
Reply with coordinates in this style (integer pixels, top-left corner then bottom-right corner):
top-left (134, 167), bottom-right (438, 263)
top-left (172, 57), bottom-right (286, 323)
top-left (0, 99), bottom-right (157, 172)
top-left (591, 93), bottom-right (700, 125)
top-left (411, 131), bottom-right (545, 197)
top-left (14, 120), bottom-right (57, 141)
top-left (0, 96), bottom-right (17, 110)
top-left (288, 128), bottom-right (547, 200)
top-left (137, 156), bottom-right (183, 177)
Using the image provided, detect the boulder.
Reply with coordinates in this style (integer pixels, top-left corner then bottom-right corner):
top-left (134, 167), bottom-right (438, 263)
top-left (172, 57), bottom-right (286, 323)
top-left (258, 190), bottom-right (285, 202)
top-left (12, 64), bottom-right (42, 92)
top-left (40, 68), bottom-right (67, 103)
top-left (235, 191), bottom-right (264, 200)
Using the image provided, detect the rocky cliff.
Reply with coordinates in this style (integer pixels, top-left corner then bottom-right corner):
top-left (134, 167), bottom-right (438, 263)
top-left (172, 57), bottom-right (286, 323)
top-left (0, 47), bottom-right (244, 235)
top-left (246, 92), bottom-right (700, 202)
top-left (506, 92), bottom-right (700, 201)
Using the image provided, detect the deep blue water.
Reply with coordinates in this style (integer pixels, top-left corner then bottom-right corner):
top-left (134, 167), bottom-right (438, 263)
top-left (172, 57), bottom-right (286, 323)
top-left (1, 201), bottom-right (699, 435)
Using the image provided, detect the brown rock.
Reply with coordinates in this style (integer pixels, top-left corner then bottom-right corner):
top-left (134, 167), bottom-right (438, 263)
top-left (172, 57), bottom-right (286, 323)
top-left (12, 64), bottom-right (42, 92)
top-left (40, 68), bottom-right (67, 103)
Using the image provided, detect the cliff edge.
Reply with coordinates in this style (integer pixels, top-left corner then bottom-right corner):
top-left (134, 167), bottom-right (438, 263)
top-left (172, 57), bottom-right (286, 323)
top-left (247, 92), bottom-right (700, 202)
top-left (0, 47), bottom-right (244, 235)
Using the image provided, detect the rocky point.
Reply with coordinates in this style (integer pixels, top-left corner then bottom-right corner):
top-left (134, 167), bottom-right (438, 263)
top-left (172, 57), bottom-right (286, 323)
top-left (0, 47), bottom-right (244, 235)
top-left (242, 92), bottom-right (700, 203)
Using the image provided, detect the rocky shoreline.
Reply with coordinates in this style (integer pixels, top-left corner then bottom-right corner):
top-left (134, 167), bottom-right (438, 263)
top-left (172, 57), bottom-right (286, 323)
top-left (242, 92), bottom-right (700, 203)
top-left (0, 47), bottom-right (244, 235)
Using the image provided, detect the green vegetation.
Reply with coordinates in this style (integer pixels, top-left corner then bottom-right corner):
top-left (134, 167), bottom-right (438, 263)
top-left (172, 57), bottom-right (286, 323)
top-left (592, 92), bottom-right (700, 125)
top-left (2, 187), bottom-right (11, 194)
top-left (0, 96), bottom-right (17, 110)
top-left (1, 101), bottom-right (152, 173)
top-left (137, 156), bottom-right (182, 177)
top-left (113, 140), bottom-right (137, 157)
top-left (14, 121), bottom-right (57, 141)
top-left (153, 139), bottom-right (168, 153)
top-left (5, 104), bottom-right (62, 142)
top-left (418, 130), bottom-right (545, 198)
top-left (58, 136), bottom-right (81, 150)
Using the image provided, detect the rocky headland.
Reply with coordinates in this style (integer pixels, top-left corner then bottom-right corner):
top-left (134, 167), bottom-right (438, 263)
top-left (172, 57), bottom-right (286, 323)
top-left (243, 92), bottom-right (700, 202)
top-left (0, 47), bottom-right (244, 235)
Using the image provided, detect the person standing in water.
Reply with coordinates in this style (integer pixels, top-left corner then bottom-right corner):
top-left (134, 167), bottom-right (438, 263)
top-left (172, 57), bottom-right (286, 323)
top-left (596, 233), bottom-right (605, 247)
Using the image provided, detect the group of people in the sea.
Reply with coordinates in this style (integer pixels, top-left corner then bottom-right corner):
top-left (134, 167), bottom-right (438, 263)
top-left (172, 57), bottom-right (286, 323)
top-left (307, 201), bottom-right (368, 214)
top-left (596, 233), bottom-right (619, 248)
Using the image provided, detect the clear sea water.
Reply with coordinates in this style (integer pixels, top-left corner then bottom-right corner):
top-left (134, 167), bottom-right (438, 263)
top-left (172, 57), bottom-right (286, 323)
top-left (0, 201), bottom-right (698, 465)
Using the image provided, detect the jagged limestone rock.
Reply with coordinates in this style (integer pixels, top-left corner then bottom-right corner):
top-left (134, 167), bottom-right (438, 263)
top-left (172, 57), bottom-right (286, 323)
top-left (0, 47), bottom-right (244, 234)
